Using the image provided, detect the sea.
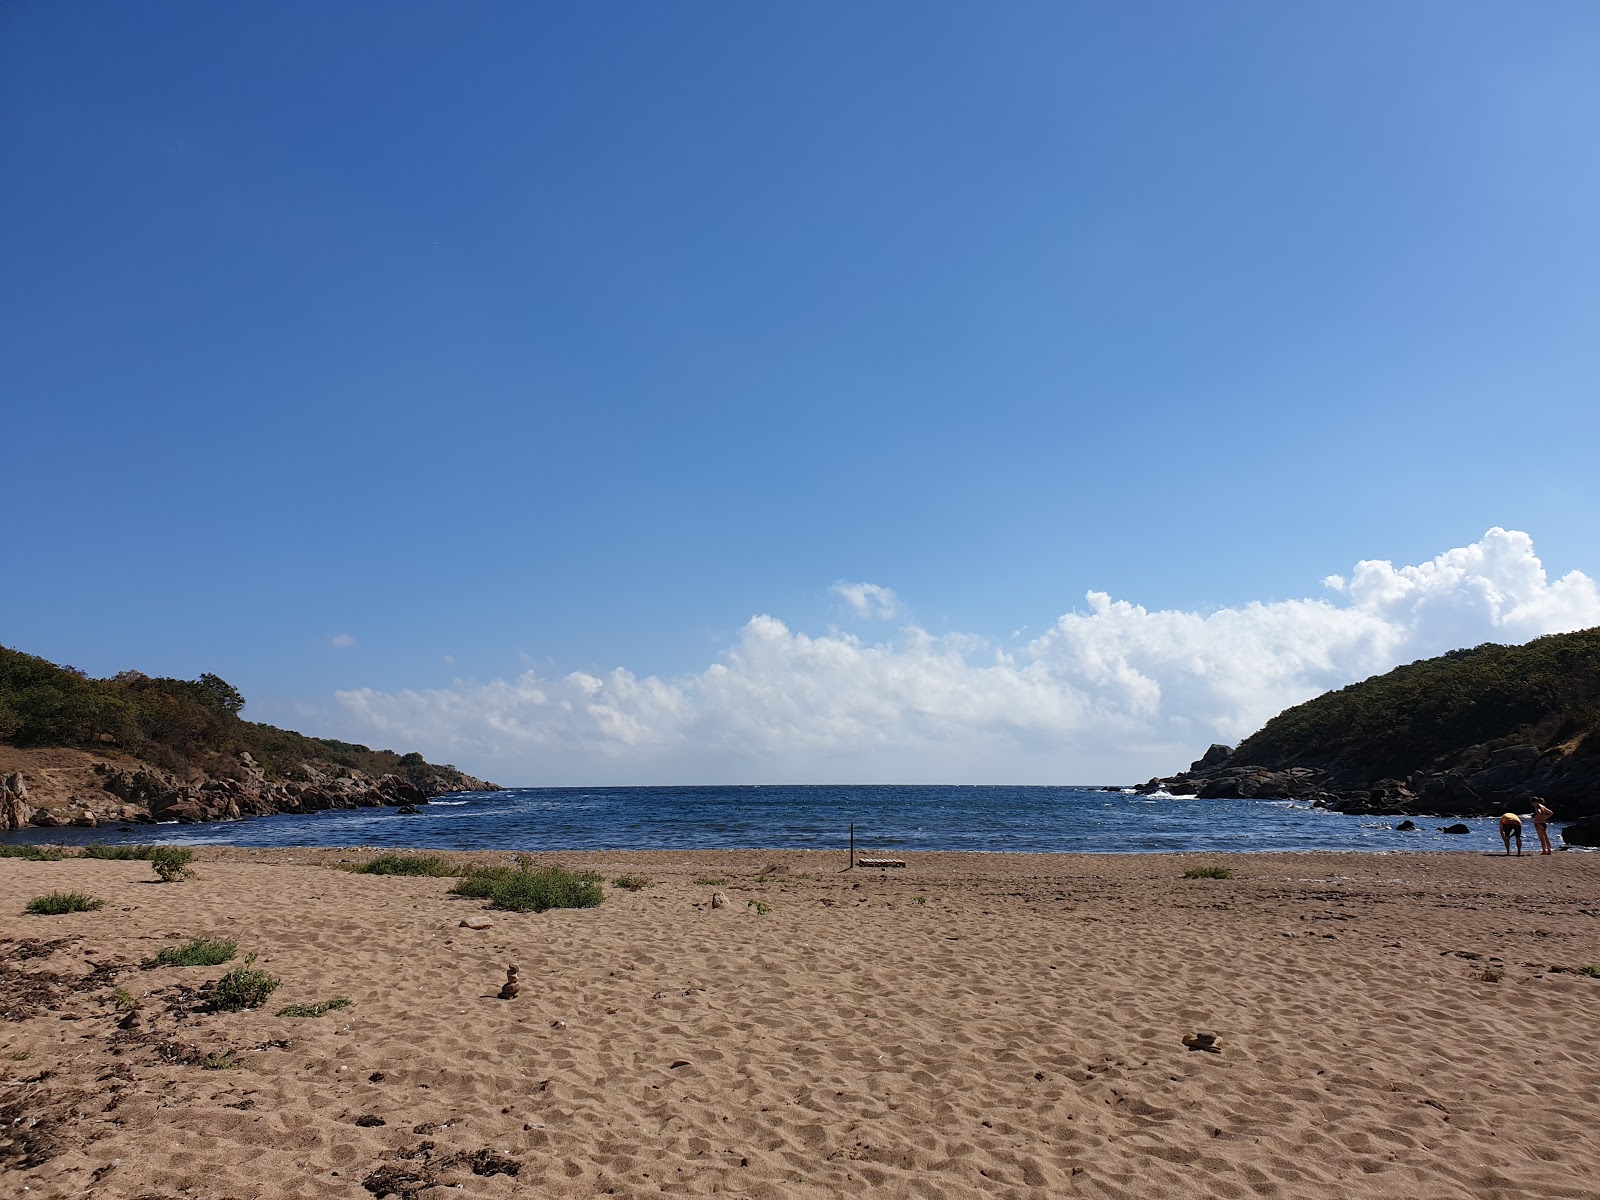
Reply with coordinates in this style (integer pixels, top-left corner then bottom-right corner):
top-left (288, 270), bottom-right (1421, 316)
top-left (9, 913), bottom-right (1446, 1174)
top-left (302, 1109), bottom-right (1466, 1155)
top-left (0, 785), bottom-right (1545, 856)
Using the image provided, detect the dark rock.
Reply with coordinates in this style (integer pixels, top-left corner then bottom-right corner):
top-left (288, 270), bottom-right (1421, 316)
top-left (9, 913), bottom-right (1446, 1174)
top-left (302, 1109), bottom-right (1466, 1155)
top-left (1395, 820), bottom-right (1416, 831)
top-left (1438, 823), bottom-right (1471, 835)
top-left (1189, 744), bottom-right (1234, 772)
top-left (1560, 814), bottom-right (1600, 847)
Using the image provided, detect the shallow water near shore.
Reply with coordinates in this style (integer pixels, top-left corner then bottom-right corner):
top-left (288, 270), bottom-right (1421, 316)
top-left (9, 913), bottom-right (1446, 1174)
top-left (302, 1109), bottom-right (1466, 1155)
top-left (0, 784), bottom-right (1549, 854)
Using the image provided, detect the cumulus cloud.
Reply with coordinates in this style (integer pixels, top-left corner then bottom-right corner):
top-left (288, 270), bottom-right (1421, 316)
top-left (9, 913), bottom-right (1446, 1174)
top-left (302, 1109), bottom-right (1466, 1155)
top-left (333, 529), bottom-right (1600, 785)
top-left (330, 633), bottom-right (357, 650)
top-left (830, 581), bottom-right (900, 619)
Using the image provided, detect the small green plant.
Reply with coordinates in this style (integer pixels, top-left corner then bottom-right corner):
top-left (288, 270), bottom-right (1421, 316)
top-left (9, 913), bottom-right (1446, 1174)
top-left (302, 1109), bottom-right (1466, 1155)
top-left (1477, 966), bottom-right (1506, 983)
top-left (82, 843), bottom-right (158, 860)
top-left (112, 987), bottom-right (140, 1012)
top-left (207, 953), bottom-right (281, 1012)
top-left (0, 844), bottom-right (67, 860)
top-left (25, 891), bottom-right (104, 915)
top-left (201, 1053), bottom-right (238, 1070)
top-left (693, 877), bottom-right (728, 886)
top-left (1575, 965), bottom-right (1600, 979)
top-left (913, 896), bottom-right (926, 905)
top-left (276, 997), bottom-right (353, 1018)
top-left (150, 847), bottom-right (195, 882)
top-left (1182, 867), bottom-right (1234, 880)
top-left (747, 899), bottom-right (772, 916)
top-left (611, 875), bottom-right (652, 892)
top-left (451, 865), bottom-right (605, 913)
top-left (350, 853), bottom-right (460, 877)
top-left (149, 937), bottom-right (238, 967)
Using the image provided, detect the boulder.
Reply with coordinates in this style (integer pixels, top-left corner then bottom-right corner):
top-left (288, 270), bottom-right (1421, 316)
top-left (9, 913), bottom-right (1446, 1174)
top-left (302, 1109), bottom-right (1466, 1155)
top-left (1189, 744), bottom-right (1234, 772)
top-left (1439, 823), bottom-right (1471, 835)
top-left (1, 772), bottom-right (32, 831)
top-left (1560, 814), bottom-right (1600, 847)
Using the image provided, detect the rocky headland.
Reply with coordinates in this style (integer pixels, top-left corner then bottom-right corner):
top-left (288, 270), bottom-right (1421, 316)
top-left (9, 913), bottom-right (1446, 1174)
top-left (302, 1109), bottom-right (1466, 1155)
top-left (1135, 628), bottom-right (1600, 845)
top-left (0, 645), bottom-right (496, 831)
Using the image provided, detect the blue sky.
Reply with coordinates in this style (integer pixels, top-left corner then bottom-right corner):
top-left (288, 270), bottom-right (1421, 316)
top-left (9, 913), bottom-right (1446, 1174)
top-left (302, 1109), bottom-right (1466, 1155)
top-left (4, 3), bottom-right (1598, 783)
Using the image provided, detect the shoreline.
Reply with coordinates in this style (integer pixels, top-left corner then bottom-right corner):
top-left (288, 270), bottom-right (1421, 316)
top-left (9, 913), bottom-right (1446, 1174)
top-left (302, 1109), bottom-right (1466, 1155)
top-left (5, 847), bottom-right (1598, 1198)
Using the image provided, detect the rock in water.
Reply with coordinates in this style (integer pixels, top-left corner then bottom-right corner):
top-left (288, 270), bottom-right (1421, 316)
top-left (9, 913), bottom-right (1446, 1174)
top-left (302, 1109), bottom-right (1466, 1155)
top-left (498, 965), bottom-right (520, 1000)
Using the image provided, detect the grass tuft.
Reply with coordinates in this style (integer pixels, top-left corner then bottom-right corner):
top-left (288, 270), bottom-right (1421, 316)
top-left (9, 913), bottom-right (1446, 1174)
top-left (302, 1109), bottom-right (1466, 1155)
top-left (350, 853), bottom-right (461, 877)
top-left (0, 844), bottom-right (68, 860)
top-left (25, 891), bottom-right (104, 915)
top-left (450, 865), bottom-right (604, 913)
top-left (276, 997), bottom-right (353, 1018)
top-left (1182, 866), bottom-right (1234, 880)
top-left (206, 954), bottom-right (281, 1012)
top-left (149, 937), bottom-right (239, 968)
top-left (692, 877), bottom-right (727, 886)
top-left (1575, 965), bottom-right (1600, 979)
top-left (611, 875), bottom-right (652, 892)
top-left (82, 843), bottom-right (158, 860)
top-left (201, 1053), bottom-right (238, 1070)
top-left (151, 846), bottom-right (195, 882)
top-left (747, 899), bottom-right (772, 916)
top-left (1477, 966), bottom-right (1506, 983)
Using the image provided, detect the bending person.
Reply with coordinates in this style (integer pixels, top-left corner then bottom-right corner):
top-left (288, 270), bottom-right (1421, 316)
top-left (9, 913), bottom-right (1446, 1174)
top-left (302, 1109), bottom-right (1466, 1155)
top-left (1499, 812), bottom-right (1523, 857)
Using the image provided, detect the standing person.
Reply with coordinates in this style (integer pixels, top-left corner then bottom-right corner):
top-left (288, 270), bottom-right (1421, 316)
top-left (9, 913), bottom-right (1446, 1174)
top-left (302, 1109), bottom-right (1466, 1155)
top-left (1499, 812), bottom-right (1523, 857)
top-left (1530, 797), bottom-right (1555, 855)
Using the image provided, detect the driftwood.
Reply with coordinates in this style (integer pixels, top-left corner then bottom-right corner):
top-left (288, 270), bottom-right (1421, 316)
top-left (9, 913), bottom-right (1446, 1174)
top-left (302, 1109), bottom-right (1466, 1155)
top-left (854, 857), bottom-right (906, 869)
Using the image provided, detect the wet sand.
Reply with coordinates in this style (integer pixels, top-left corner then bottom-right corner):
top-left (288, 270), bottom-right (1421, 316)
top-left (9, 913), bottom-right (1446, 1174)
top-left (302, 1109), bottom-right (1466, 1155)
top-left (3, 847), bottom-right (1599, 1199)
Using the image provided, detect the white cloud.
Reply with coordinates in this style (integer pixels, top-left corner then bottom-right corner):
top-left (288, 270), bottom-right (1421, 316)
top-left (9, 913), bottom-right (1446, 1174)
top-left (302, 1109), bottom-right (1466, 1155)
top-left (330, 633), bottom-right (357, 649)
top-left (830, 581), bottom-right (900, 619)
top-left (333, 529), bottom-right (1600, 785)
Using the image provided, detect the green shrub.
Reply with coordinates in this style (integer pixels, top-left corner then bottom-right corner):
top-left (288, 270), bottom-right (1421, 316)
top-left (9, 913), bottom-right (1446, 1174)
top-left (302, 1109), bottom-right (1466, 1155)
top-left (451, 865), bottom-right (604, 913)
top-left (149, 937), bottom-right (238, 967)
top-left (150, 846), bottom-right (195, 882)
top-left (25, 891), bottom-right (104, 915)
top-left (276, 997), bottom-right (352, 1018)
top-left (611, 875), bottom-right (652, 891)
top-left (747, 899), bottom-right (772, 916)
top-left (201, 1053), bottom-right (238, 1070)
top-left (0, 844), bottom-right (67, 860)
top-left (1577, 965), bottom-right (1600, 979)
top-left (1182, 866), bottom-right (1234, 880)
top-left (206, 954), bottom-right (280, 1012)
top-left (82, 843), bottom-right (158, 860)
top-left (350, 853), bottom-right (460, 877)
top-left (692, 876), bottom-right (727, 886)
top-left (112, 987), bottom-right (140, 1011)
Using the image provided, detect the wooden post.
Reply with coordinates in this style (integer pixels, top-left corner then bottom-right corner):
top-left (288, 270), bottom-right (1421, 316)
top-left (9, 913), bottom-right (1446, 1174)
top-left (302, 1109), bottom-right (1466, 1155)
top-left (849, 822), bottom-right (855, 870)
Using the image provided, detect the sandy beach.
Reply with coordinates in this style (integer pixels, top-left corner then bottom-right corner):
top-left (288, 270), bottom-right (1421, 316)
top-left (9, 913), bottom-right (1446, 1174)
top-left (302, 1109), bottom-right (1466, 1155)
top-left (3, 846), bottom-right (1599, 1200)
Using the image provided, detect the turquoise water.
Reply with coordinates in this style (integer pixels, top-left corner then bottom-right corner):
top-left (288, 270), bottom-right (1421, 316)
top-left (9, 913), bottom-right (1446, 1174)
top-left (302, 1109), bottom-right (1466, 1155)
top-left (0, 785), bottom-right (1529, 855)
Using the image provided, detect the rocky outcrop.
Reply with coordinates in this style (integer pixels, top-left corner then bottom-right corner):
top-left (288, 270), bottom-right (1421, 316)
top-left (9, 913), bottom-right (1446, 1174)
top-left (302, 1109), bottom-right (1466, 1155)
top-left (2, 771), bottom-right (32, 830)
top-left (0, 747), bottom-right (496, 829)
top-left (1561, 815), bottom-right (1600, 846)
top-left (1137, 740), bottom-right (1600, 823)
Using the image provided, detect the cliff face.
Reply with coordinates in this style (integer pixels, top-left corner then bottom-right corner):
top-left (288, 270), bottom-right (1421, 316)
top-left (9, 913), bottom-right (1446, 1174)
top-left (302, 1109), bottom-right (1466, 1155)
top-left (0, 745), bottom-right (496, 830)
top-left (1137, 628), bottom-right (1600, 825)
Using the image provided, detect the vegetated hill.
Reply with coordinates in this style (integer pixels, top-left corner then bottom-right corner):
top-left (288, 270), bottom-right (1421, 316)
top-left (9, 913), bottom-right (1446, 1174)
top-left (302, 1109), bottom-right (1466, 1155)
top-left (1234, 629), bottom-right (1600, 781)
top-left (0, 645), bottom-right (495, 829)
top-left (1141, 628), bottom-right (1600, 821)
